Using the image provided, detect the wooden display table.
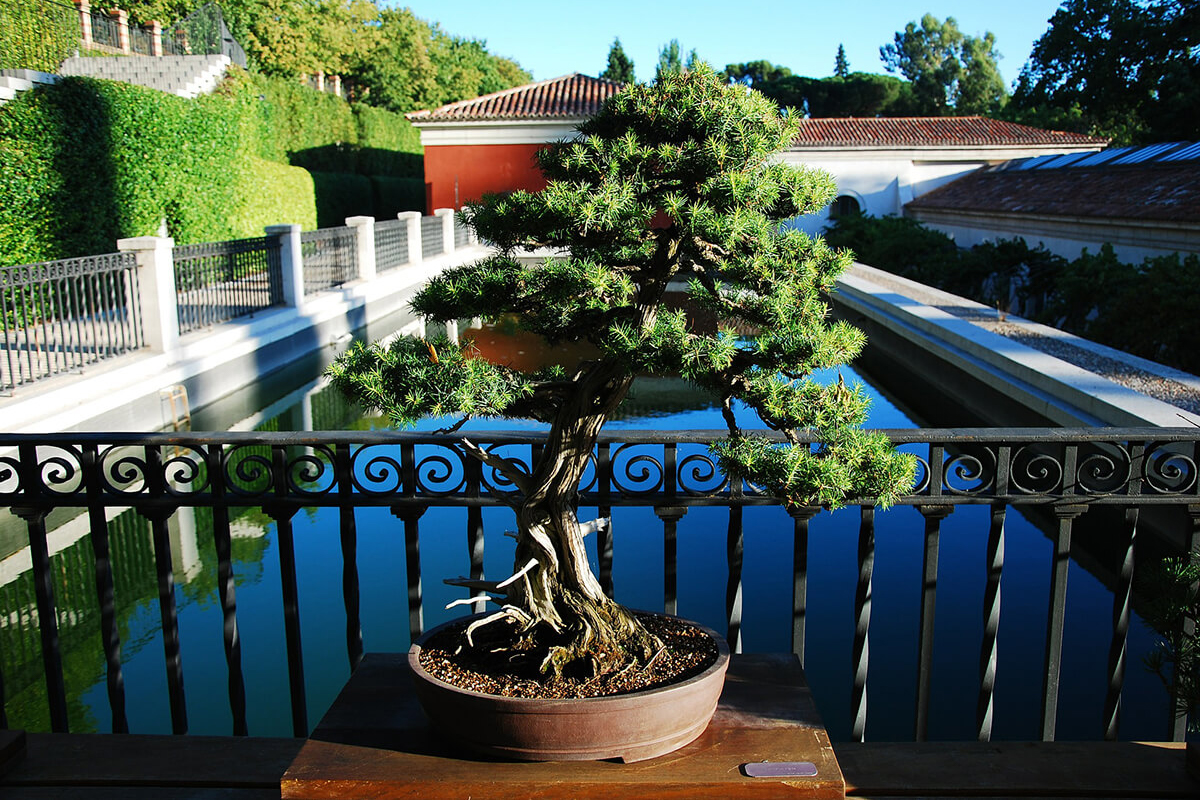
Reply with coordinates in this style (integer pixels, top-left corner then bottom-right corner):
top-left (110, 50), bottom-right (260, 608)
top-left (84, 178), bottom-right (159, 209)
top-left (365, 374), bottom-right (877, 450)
top-left (282, 652), bottom-right (844, 799)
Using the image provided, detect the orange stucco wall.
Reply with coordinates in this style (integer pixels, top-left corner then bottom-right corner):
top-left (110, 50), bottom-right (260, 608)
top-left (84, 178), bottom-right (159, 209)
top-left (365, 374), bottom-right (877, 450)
top-left (423, 143), bottom-right (549, 213)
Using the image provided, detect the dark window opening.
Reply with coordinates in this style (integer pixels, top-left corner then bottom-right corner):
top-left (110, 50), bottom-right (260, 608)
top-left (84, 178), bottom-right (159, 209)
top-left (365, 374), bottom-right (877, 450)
top-left (829, 195), bottom-right (860, 219)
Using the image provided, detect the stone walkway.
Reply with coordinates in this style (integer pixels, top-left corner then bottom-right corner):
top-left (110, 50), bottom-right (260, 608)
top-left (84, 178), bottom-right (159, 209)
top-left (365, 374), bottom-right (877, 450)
top-left (850, 265), bottom-right (1200, 419)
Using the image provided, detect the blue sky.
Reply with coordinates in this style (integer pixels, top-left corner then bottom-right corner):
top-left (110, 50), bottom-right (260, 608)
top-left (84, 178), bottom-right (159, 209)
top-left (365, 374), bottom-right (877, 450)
top-left (391, 0), bottom-right (1068, 89)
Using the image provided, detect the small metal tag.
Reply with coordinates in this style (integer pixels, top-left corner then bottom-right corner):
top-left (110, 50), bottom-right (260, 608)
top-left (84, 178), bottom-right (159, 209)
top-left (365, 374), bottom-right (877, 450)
top-left (743, 761), bottom-right (818, 778)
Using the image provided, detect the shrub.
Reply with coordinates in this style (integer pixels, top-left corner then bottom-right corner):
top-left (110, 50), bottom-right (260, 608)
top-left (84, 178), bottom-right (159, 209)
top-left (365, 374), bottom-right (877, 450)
top-left (310, 171), bottom-right (373, 228)
top-left (369, 175), bottom-right (423, 218)
top-left (228, 156), bottom-right (317, 234)
top-left (0, 0), bottom-right (78, 73)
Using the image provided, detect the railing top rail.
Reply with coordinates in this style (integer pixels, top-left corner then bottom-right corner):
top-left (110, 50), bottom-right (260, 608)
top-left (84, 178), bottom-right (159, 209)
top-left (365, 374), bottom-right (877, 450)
top-left (0, 427), bottom-right (1197, 447)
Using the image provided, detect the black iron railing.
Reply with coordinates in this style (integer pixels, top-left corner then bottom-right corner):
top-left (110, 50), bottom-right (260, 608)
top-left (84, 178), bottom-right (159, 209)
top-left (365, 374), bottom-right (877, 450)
top-left (0, 428), bottom-right (1197, 742)
top-left (0, 253), bottom-right (144, 392)
top-left (88, 9), bottom-right (120, 50)
top-left (167, 3), bottom-right (246, 68)
top-left (300, 227), bottom-right (357, 296)
top-left (420, 216), bottom-right (444, 260)
top-left (373, 219), bottom-right (409, 274)
top-left (172, 236), bottom-right (283, 334)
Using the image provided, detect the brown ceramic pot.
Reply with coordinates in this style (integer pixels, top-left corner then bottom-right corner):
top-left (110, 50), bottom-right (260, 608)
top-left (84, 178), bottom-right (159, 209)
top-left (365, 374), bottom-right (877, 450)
top-left (408, 614), bottom-right (730, 762)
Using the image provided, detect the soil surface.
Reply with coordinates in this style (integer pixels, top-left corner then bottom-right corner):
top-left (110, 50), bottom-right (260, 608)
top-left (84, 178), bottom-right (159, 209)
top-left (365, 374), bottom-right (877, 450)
top-left (418, 613), bottom-right (719, 699)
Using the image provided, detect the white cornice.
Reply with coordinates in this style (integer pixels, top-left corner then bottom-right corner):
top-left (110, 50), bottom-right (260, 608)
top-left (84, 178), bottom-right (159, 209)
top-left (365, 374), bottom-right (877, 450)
top-left (414, 119), bottom-right (586, 147)
top-left (781, 144), bottom-right (1103, 162)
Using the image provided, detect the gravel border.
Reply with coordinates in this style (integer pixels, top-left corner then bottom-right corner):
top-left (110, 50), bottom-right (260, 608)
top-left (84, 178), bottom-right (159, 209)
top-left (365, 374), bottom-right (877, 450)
top-left (852, 267), bottom-right (1200, 417)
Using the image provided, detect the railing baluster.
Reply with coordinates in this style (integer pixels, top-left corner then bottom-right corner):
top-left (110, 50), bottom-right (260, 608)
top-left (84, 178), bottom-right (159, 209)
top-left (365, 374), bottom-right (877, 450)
top-left (1042, 504), bottom-right (1084, 741)
top-left (1104, 506), bottom-right (1138, 741)
top-left (267, 504), bottom-right (307, 737)
top-left (394, 506), bottom-right (427, 640)
top-left (655, 507), bottom-right (686, 616)
top-left (335, 444), bottom-right (363, 671)
top-left (915, 504), bottom-right (951, 741)
top-left (597, 442), bottom-right (614, 598)
top-left (466, 506), bottom-right (485, 614)
top-left (13, 499), bottom-right (69, 732)
top-left (725, 505), bottom-right (743, 654)
top-left (787, 506), bottom-right (818, 665)
top-left (144, 506), bottom-right (188, 734)
top-left (208, 443), bottom-right (247, 735)
top-left (83, 444), bottom-right (128, 733)
top-left (852, 505), bottom-right (875, 742)
top-left (977, 502), bottom-right (1006, 742)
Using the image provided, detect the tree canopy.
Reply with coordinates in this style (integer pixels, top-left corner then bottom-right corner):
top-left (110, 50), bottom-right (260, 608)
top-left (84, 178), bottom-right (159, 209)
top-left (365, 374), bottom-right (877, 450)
top-left (723, 60), bottom-right (792, 86)
top-left (106, 0), bottom-right (530, 113)
top-left (880, 13), bottom-right (1007, 115)
top-left (600, 37), bottom-right (636, 84)
top-left (1009, 0), bottom-right (1199, 144)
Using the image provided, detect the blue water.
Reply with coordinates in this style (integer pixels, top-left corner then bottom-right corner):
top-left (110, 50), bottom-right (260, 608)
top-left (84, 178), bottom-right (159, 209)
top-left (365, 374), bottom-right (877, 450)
top-left (41, 363), bottom-right (1168, 744)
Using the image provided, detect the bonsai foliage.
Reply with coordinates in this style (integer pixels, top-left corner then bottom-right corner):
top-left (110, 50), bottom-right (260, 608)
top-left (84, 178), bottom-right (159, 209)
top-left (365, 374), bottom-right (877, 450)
top-left (1143, 552), bottom-right (1200, 731)
top-left (327, 66), bottom-right (916, 679)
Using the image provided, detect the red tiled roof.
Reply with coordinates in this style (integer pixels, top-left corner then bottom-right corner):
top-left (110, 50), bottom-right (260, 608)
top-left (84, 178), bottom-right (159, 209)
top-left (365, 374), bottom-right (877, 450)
top-left (906, 163), bottom-right (1200, 222)
top-left (407, 73), bottom-right (623, 122)
top-left (790, 117), bottom-right (1108, 148)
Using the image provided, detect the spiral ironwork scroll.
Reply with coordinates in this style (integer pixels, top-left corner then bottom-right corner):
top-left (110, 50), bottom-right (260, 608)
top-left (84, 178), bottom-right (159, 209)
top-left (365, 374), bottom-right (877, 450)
top-left (350, 444), bottom-right (404, 496)
top-left (1009, 446), bottom-right (1064, 495)
top-left (678, 451), bottom-right (727, 496)
top-left (223, 445), bottom-right (275, 497)
top-left (288, 445), bottom-right (336, 496)
top-left (413, 444), bottom-right (468, 497)
top-left (1143, 442), bottom-right (1197, 495)
top-left (162, 446), bottom-right (208, 496)
top-left (1075, 443), bottom-right (1131, 495)
top-left (609, 444), bottom-right (666, 496)
top-left (942, 447), bottom-right (996, 495)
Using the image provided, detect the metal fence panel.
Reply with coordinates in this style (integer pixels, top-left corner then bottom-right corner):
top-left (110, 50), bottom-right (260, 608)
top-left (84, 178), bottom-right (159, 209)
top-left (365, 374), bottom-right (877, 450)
top-left (374, 219), bottom-right (409, 274)
top-left (453, 218), bottom-right (471, 250)
top-left (173, 236), bottom-right (283, 334)
top-left (420, 216), bottom-right (444, 260)
top-left (130, 26), bottom-right (152, 55)
top-left (301, 227), bottom-right (358, 296)
top-left (0, 252), bottom-right (144, 392)
top-left (89, 10), bottom-right (121, 49)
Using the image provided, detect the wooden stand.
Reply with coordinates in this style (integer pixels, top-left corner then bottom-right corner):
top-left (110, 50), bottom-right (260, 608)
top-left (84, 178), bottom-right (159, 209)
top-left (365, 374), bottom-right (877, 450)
top-left (282, 652), bottom-right (844, 799)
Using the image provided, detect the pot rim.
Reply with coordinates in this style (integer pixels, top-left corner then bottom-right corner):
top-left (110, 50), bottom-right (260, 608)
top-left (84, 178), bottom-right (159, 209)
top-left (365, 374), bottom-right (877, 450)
top-left (408, 610), bottom-right (730, 707)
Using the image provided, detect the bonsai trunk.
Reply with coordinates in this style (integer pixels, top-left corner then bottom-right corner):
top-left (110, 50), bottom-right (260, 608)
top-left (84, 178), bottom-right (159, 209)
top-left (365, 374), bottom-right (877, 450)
top-left (505, 359), bottom-right (659, 678)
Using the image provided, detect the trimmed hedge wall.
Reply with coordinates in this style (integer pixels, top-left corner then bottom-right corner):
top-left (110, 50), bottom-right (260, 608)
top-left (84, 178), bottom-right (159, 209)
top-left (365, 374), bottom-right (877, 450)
top-left (0, 68), bottom-right (424, 266)
top-left (0, 77), bottom-right (317, 264)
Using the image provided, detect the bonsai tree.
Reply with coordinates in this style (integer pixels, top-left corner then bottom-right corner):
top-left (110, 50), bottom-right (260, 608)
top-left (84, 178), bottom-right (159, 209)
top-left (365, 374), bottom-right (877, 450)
top-left (327, 66), bottom-right (916, 680)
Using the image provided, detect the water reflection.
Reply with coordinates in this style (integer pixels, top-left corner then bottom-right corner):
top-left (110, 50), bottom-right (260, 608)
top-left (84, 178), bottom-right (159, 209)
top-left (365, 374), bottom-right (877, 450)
top-left (0, 321), bottom-right (1172, 741)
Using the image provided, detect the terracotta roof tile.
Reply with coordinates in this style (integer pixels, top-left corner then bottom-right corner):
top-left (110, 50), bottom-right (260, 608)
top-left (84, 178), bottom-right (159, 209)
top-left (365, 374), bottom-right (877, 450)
top-left (906, 163), bottom-right (1200, 222)
top-left (407, 73), bottom-right (623, 122)
top-left (790, 117), bottom-right (1108, 148)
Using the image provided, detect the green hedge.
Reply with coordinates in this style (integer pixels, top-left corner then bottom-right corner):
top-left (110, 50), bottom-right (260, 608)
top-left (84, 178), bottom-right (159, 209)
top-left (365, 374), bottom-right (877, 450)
top-left (826, 213), bottom-right (1200, 374)
top-left (0, 77), bottom-right (317, 264)
top-left (0, 0), bottom-right (78, 73)
top-left (236, 72), bottom-right (423, 178)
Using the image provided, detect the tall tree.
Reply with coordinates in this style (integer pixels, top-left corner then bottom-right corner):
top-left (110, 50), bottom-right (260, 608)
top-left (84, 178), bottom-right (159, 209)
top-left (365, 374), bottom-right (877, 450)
top-left (956, 32), bottom-right (1007, 114)
top-left (655, 39), bottom-right (683, 78)
top-left (1011, 0), bottom-right (1198, 143)
top-left (724, 60), bottom-right (791, 86)
top-left (600, 37), bottom-right (636, 83)
top-left (880, 14), bottom-right (1007, 115)
top-left (834, 44), bottom-right (849, 78)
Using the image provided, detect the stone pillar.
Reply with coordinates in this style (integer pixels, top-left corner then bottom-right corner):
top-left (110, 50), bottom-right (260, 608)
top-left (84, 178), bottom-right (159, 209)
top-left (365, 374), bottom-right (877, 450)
top-left (149, 20), bottom-right (163, 56)
top-left (330, 75), bottom-right (342, 98)
top-left (434, 207), bottom-right (455, 255)
top-left (75, 0), bottom-right (93, 46)
top-left (114, 8), bottom-right (131, 54)
top-left (346, 215), bottom-right (376, 282)
top-left (117, 236), bottom-right (178, 355)
top-left (398, 211), bottom-right (422, 265)
top-left (314, 71), bottom-right (325, 93)
top-left (265, 224), bottom-right (304, 310)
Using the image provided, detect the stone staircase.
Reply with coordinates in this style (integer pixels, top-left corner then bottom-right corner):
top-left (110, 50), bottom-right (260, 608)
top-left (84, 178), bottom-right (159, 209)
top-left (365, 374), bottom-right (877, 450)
top-left (57, 53), bottom-right (232, 98)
